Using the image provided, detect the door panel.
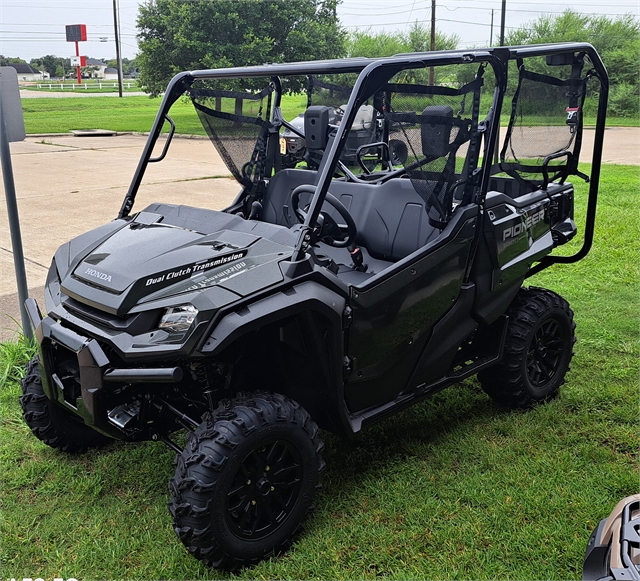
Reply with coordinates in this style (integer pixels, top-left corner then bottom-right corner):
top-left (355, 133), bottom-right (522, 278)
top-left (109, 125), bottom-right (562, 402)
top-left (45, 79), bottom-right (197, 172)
top-left (345, 213), bottom-right (477, 412)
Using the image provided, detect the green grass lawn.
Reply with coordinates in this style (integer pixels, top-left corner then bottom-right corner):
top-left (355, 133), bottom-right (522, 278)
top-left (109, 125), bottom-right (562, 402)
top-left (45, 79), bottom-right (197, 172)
top-left (0, 163), bottom-right (637, 579)
top-left (21, 94), bottom-right (308, 135)
top-left (21, 93), bottom-right (638, 135)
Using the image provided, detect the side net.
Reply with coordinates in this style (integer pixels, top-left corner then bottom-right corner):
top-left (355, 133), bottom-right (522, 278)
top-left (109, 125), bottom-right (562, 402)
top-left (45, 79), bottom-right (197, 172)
top-left (382, 73), bottom-right (485, 229)
top-left (499, 55), bottom-right (591, 188)
top-left (190, 84), bottom-right (274, 187)
top-left (307, 75), bottom-right (354, 110)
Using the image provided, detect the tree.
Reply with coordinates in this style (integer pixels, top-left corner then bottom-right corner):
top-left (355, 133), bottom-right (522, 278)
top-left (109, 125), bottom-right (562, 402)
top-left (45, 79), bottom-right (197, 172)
top-left (136, 0), bottom-right (346, 96)
top-left (345, 22), bottom-right (460, 84)
top-left (0, 56), bottom-right (27, 66)
top-left (30, 55), bottom-right (59, 77)
top-left (106, 57), bottom-right (138, 75)
top-left (29, 55), bottom-right (71, 78)
top-left (506, 10), bottom-right (639, 116)
top-left (345, 22), bottom-right (459, 58)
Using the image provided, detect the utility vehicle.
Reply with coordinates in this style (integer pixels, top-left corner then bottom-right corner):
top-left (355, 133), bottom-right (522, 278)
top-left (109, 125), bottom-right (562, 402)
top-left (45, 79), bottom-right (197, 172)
top-left (583, 494), bottom-right (640, 581)
top-left (281, 91), bottom-right (408, 168)
top-left (21, 43), bottom-right (608, 570)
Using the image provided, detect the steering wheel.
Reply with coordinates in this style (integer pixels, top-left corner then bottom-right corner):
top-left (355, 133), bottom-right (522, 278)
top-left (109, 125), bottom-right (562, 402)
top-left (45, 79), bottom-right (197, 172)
top-left (290, 184), bottom-right (357, 248)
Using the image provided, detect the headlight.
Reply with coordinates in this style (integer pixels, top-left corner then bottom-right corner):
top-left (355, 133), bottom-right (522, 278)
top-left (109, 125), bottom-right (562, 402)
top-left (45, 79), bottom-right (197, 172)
top-left (158, 304), bottom-right (198, 334)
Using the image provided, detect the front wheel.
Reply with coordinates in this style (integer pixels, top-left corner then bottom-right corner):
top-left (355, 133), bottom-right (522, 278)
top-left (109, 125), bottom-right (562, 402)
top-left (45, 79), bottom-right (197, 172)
top-left (478, 287), bottom-right (576, 408)
top-left (169, 392), bottom-right (325, 570)
top-left (19, 356), bottom-right (112, 453)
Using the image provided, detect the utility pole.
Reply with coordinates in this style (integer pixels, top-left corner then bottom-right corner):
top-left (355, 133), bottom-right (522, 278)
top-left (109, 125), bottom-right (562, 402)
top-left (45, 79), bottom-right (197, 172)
top-left (500, 0), bottom-right (506, 46)
top-left (490, 9), bottom-right (494, 46)
top-left (112, 0), bottom-right (124, 97)
top-left (429, 0), bottom-right (436, 86)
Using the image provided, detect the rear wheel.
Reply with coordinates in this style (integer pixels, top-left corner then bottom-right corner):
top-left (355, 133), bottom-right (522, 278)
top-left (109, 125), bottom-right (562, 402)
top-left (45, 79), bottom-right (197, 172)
top-left (478, 287), bottom-right (575, 407)
top-left (19, 356), bottom-right (112, 453)
top-left (169, 392), bottom-right (324, 570)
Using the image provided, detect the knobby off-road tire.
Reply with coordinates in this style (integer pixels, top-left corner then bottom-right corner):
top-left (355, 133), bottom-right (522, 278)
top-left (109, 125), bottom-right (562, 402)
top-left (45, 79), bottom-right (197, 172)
top-left (169, 392), bottom-right (325, 570)
top-left (19, 356), bottom-right (112, 453)
top-left (478, 287), bottom-right (576, 408)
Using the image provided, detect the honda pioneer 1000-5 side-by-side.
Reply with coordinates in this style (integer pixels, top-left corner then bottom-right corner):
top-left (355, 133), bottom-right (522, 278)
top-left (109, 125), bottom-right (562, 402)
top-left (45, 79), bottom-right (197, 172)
top-left (21, 44), bottom-right (608, 569)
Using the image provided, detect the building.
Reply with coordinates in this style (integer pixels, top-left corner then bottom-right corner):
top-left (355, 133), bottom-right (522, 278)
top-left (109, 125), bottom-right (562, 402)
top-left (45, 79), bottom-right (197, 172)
top-left (7, 63), bottom-right (48, 82)
top-left (83, 58), bottom-right (108, 79)
top-left (104, 67), bottom-right (119, 80)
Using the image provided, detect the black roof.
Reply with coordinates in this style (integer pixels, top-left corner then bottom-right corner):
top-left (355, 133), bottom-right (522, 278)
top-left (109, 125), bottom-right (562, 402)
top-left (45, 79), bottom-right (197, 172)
top-left (7, 63), bottom-right (42, 75)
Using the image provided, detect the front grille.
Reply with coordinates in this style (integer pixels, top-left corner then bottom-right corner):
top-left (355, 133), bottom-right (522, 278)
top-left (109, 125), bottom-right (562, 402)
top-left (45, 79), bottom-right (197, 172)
top-left (49, 342), bottom-right (82, 406)
top-left (63, 298), bottom-right (159, 335)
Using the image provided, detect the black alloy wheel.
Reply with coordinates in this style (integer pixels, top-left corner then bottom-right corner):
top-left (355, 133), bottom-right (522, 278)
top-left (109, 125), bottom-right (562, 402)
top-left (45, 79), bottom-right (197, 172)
top-left (527, 318), bottom-right (566, 387)
top-left (226, 438), bottom-right (304, 540)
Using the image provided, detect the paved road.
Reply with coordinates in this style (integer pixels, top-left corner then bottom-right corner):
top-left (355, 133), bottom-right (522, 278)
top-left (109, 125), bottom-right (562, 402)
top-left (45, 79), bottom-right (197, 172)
top-left (1, 127), bottom-right (638, 340)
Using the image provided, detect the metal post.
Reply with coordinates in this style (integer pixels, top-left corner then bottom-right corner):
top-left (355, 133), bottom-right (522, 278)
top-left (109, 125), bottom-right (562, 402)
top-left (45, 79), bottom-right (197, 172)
top-left (490, 9), bottom-right (494, 46)
top-left (113, 0), bottom-right (124, 98)
top-left (75, 41), bottom-right (82, 84)
top-left (0, 78), bottom-right (32, 341)
top-left (500, 0), bottom-right (506, 46)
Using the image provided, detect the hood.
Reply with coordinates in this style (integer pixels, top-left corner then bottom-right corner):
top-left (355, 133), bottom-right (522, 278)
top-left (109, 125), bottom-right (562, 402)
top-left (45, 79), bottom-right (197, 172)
top-left (58, 206), bottom-right (296, 314)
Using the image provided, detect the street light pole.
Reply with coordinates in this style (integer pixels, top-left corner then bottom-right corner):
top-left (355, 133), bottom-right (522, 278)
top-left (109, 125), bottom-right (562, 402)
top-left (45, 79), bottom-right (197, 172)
top-left (112, 0), bottom-right (124, 97)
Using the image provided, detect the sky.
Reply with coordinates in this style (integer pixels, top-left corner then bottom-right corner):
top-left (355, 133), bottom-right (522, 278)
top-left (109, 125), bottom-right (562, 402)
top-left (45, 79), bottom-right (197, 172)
top-left (1, 0), bottom-right (639, 63)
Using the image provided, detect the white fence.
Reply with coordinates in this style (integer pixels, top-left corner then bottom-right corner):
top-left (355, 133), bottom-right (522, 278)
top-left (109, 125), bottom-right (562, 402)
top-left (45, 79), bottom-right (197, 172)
top-left (36, 82), bottom-right (136, 90)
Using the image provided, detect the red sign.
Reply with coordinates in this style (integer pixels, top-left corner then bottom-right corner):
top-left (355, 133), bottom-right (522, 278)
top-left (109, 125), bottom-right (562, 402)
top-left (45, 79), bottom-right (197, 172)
top-left (66, 24), bottom-right (87, 42)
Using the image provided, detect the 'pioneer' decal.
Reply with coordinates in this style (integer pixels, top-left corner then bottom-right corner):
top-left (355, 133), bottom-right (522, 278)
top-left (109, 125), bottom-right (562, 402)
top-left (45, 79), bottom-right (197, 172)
top-left (502, 208), bottom-right (545, 241)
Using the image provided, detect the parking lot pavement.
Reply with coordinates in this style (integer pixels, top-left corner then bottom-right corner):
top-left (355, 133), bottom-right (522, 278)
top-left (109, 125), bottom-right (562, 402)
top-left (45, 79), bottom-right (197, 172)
top-left (568, 126), bottom-right (639, 166)
top-left (1, 127), bottom-right (638, 341)
top-left (0, 133), bottom-right (238, 340)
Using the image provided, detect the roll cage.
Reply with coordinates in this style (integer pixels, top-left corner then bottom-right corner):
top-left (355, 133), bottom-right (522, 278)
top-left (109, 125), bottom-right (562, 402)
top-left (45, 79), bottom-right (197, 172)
top-left (118, 43), bottom-right (608, 275)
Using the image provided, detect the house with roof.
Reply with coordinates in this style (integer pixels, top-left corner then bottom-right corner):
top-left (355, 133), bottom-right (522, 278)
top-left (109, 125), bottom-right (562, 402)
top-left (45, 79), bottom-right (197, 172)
top-left (83, 58), bottom-right (108, 79)
top-left (8, 63), bottom-right (49, 82)
top-left (104, 67), bottom-right (119, 80)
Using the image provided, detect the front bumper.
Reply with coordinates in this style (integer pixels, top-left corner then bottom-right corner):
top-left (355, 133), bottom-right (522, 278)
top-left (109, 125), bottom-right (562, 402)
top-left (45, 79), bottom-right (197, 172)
top-left (25, 297), bottom-right (183, 438)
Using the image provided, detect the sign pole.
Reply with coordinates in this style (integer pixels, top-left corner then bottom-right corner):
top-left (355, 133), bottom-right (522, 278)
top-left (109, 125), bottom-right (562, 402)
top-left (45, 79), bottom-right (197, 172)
top-left (500, 0), bottom-right (506, 46)
top-left (67, 24), bottom-right (86, 84)
top-left (0, 76), bottom-right (32, 341)
top-left (75, 41), bottom-right (81, 84)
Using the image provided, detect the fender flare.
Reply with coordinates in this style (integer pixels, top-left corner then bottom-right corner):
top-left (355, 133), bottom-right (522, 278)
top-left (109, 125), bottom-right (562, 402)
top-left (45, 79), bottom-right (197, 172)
top-left (199, 281), bottom-right (344, 355)
top-left (198, 281), bottom-right (354, 437)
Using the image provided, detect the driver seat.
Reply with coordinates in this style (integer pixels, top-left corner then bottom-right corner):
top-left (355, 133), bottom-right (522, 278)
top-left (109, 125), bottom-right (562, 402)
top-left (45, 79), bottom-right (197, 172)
top-left (261, 169), bottom-right (317, 227)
